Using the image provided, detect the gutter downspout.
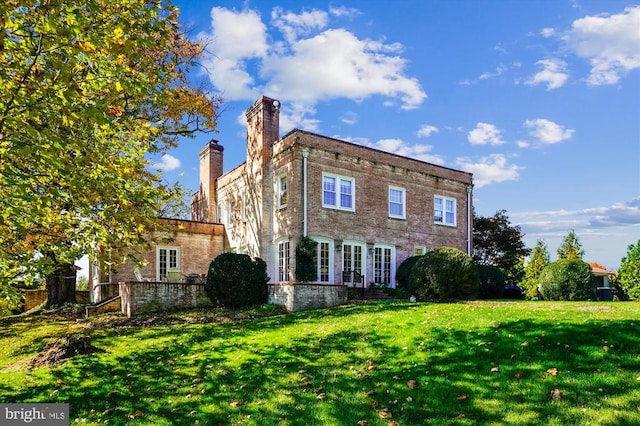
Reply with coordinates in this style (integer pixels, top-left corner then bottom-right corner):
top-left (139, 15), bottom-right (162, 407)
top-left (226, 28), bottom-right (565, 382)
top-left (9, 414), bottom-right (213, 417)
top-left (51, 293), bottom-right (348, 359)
top-left (302, 147), bottom-right (310, 237)
top-left (467, 185), bottom-right (473, 256)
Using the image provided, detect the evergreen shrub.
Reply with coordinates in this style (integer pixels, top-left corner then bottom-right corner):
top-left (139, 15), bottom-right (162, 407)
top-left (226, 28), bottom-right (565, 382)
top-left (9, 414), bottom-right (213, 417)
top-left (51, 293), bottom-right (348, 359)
top-left (205, 253), bottom-right (269, 308)
top-left (538, 259), bottom-right (594, 301)
top-left (409, 247), bottom-right (480, 302)
top-left (477, 265), bottom-right (506, 299)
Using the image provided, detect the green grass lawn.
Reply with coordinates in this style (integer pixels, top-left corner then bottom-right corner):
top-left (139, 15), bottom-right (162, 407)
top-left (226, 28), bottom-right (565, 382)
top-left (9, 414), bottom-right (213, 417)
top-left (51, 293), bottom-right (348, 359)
top-left (1, 301), bottom-right (639, 425)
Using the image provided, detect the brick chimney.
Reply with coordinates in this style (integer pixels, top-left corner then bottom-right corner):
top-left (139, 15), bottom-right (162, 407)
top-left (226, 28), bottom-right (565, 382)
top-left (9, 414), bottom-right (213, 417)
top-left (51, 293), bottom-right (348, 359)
top-left (191, 139), bottom-right (224, 222)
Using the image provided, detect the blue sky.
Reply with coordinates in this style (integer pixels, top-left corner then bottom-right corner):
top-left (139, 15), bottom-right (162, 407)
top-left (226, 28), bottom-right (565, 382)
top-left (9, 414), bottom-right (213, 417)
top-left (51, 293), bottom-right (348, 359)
top-left (158, 0), bottom-right (639, 270)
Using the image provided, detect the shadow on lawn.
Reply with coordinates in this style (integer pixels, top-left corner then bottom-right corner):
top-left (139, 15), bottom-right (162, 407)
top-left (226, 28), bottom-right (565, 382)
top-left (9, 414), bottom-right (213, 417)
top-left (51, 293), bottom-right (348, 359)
top-left (3, 303), bottom-right (639, 425)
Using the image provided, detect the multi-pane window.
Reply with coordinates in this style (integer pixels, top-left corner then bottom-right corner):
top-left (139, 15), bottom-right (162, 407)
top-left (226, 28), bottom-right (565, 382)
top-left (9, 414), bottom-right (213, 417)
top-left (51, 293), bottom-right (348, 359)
top-left (388, 186), bottom-right (406, 219)
top-left (343, 242), bottom-right (364, 285)
top-left (374, 245), bottom-right (395, 286)
top-left (317, 240), bottom-right (331, 282)
top-left (157, 247), bottom-right (180, 281)
top-left (322, 173), bottom-right (355, 211)
top-left (278, 241), bottom-right (290, 282)
top-left (277, 175), bottom-right (288, 208)
top-left (434, 195), bottom-right (456, 226)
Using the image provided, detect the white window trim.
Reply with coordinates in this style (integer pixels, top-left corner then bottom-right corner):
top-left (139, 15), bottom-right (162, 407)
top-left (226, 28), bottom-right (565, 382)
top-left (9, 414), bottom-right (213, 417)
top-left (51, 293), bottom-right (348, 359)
top-left (414, 245), bottom-right (427, 256)
top-left (276, 239), bottom-right (291, 283)
top-left (342, 240), bottom-right (366, 285)
top-left (311, 237), bottom-right (334, 284)
top-left (322, 173), bottom-right (355, 212)
top-left (277, 174), bottom-right (288, 209)
top-left (434, 195), bottom-right (457, 227)
top-left (373, 243), bottom-right (396, 288)
top-left (156, 246), bottom-right (181, 281)
top-left (388, 185), bottom-right (406, 219)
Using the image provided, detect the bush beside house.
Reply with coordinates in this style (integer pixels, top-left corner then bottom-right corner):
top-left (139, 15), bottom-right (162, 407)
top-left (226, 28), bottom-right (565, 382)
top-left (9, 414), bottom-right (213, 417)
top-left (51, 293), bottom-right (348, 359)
top-left (205, 253), bottom-right (269, 308)
top-left (409, 247), bottom-right (480, 302)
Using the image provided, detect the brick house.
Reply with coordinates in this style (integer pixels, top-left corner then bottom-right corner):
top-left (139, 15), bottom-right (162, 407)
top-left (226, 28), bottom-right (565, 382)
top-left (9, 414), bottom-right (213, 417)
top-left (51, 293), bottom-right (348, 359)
top-left (94, 95), bottom-right (473, 313)
top-left (191, 96), bottom-right (473, 289)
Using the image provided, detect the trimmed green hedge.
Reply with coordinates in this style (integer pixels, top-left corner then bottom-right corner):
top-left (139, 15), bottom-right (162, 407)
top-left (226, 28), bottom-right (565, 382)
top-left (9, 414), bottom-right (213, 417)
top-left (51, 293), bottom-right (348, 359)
top-left (409, 247), bottom-right (480, 302)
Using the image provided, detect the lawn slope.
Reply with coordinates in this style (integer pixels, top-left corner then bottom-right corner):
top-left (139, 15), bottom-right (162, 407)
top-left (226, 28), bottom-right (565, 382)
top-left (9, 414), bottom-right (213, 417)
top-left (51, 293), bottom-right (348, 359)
top-left (1, 301), bottom-right (639, 425)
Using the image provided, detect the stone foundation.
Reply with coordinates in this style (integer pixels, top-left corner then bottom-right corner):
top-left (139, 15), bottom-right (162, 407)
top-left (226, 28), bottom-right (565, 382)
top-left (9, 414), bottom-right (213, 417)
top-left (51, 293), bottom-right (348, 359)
top-left (268, 283), bottom-right (348, 312)
top-left (119, 281), bottom-right (212, 317)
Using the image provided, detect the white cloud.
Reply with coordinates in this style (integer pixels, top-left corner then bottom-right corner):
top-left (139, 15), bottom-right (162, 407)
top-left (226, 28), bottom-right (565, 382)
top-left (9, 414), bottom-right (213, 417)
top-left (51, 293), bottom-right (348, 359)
top-left (526, 58), bottom-right (569, 90)
top-left (417, 124), bottom-right (439, 138)
top-left (512, 198), bottom-right (640, 230)
top-left (329, 6), bottom-right (362, 18)
top-left (524, 118), bottom-right (575, 144)
top-left (340, 112), bottom-right (358, 125)
top-left (541, 28), bottom-right (556, 38)
top-left (373, 139), bottom-right (445, 164)
top-left (562, 6), bottom-right (640, 85)
top-left (479, 65), bottom-right (507, 80)
top-left (271, 7), bottom-right (328, 44)
top-left (455, 154), bottom-right (522, 187)
top-left (199, 6), bottom-right (426, 124)
top-left (153, 154), bottom-right (181, 172)
top-left (467, 122), bottom-right (505, 146)
top-left (198, 8), bottom-right (268, 99)
top-left (344, 137), bottom-right (445, 165)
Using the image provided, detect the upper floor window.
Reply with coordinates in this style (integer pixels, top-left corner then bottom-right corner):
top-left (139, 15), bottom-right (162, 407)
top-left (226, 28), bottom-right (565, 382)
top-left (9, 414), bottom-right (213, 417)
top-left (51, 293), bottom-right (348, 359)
top-left (322, 173), bottom-right (355, 211)
top-left (277, 174), bottom-right (288, 209)
top-left (434, 195), bottom-right (456, 226)
top-left (388, 186), bottom-right (406, 219)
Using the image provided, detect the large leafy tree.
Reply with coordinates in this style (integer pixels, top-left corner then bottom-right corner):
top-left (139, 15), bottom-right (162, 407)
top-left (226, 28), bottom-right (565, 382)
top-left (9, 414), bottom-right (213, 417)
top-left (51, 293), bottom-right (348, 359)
top-left (521, 240), bottom-right (550, 299)
top-left (617, 240), bottom-right (640, 300)
top-left (557, 230), bottom-right (585, 260)
top-left (0, 0), bottom-right (220, 306)
top-left (473, 210), bottom-right (530, 284)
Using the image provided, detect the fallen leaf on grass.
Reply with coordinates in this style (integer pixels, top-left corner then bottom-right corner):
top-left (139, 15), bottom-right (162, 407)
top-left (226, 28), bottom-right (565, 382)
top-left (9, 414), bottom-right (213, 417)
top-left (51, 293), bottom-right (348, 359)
top-left (366, 390), bottom-right (375, 397)
top-left (603, 346), bottom-right (609, 352)
top-left (316, 393), bottom-right (326, 400)
top-left (521, 341), bottom-right (529, 347)
top-left (491, 367), bottom-right (500, 373)
top-left (378, 408), bottom-right (393, 419)
top-left (547, 368), bottom-right (558, 376)
top-left (230, 401), bottom-right (242, 408)
top-left (515, 371), bottom-right (523, 381)
top-left (548, 389), bottom-right (563, 400)
top-left (457, 394), bottom-right (470, 401)
top-left (357, 421), bottom-right (369, 426)
top-left (456, 413), bottom-right (465, 419)
top-left (388, 421), bottom-right (399, 426)
top-left (407, 379), bottom-right (417, 388)
top-left (129, 410), bottom-right (143, 419)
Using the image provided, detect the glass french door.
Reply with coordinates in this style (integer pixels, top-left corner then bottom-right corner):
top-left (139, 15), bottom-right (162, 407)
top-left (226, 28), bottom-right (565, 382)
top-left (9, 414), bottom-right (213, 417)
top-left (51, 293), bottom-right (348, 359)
top-left (343, 242), bottom-right (364, 286)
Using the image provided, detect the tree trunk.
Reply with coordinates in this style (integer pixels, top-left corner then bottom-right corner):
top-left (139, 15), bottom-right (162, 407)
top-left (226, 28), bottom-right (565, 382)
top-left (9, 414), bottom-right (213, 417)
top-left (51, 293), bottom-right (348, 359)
top-left (46, 261), bottom-right (77, 307)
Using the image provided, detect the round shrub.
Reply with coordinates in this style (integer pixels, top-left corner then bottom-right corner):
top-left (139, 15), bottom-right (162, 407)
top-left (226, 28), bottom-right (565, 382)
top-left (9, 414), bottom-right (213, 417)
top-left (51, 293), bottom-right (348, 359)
top-left (205, 253), bottom-right (269, 308)
top-left (396, 255), bottom-right (422, 291)
top-left (409, 247), bottom-right (480, 302)
top-left (477, 265), bottom-right (506, 299)
top-left (538, 259), bottom-right (595, 301)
